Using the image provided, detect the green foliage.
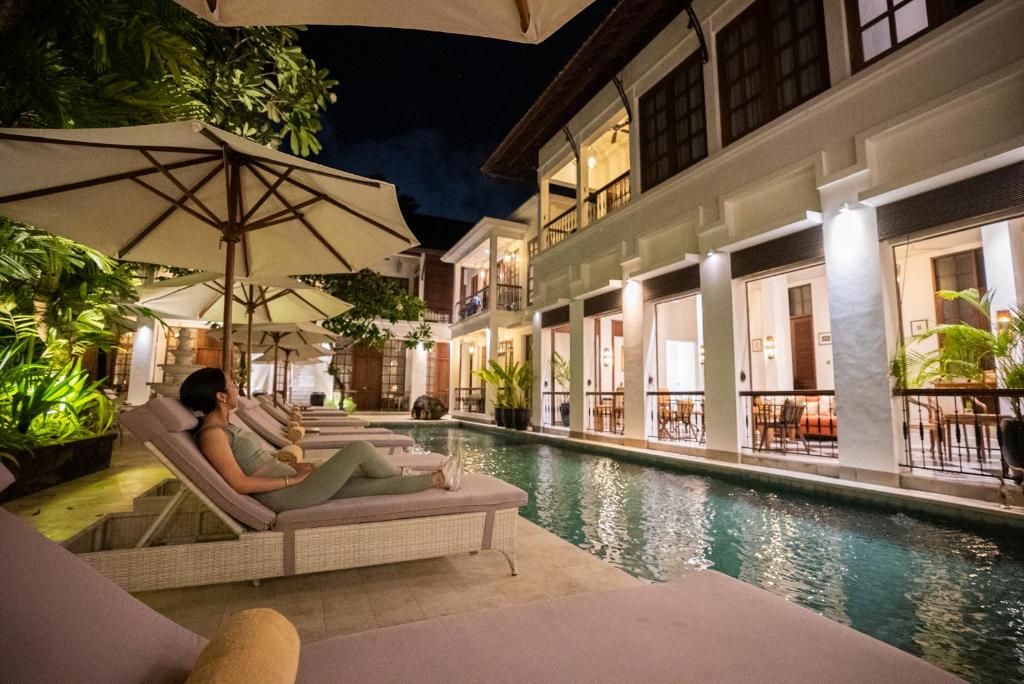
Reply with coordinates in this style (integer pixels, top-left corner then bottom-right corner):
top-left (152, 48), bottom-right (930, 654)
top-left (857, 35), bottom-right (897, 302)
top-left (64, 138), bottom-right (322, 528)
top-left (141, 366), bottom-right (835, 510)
top-left (342, 396), bottom-right (357, 414)
top-left (0, 0), bottom-right (336, 155)
top-left (891, 287), bottom-right (1024, 419)
top-left (0, 313), bottom-right (115, 464)
top-left (304, 270), bottom-right (434, 351)
top-left (548, 351), bottom-right (571, 390)
top-left (474, 360), bottom-right (532, 410)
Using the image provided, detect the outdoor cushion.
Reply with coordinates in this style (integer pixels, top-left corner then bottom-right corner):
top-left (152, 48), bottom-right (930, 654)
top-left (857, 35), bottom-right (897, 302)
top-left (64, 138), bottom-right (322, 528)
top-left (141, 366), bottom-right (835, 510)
top-left (0, 468), bottom-right (206, 684)
top-left (186, 609), bottom-right (299, 684)
top-left (237, 400), bottom-right (414, 450)
top-left (259, 395), bottom-right (367, 427)
top-left (122, 398), bottom-right (277, 531)
top-left (274, 473), bottom-right (527, 530)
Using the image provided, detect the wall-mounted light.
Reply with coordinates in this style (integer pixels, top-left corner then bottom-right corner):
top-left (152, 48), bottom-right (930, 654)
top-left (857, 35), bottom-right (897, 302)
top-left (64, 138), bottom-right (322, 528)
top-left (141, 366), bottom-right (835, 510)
top-left (602, 347), bottom-right (612, 367)
top-left (838, 202), bottom-right (853, 215)
top-left (997, 310), bottom-right (1012, 332)
top-left (467, 344), bottom-right (475, 356)
top-left (765, 336), bottom-right (776, 360)
top-left (699, 344), bottom-right (705, 365)
top-left (587, 152), bottom-right (598, 170)
top-left (706, 248), bottom-right (717, 258)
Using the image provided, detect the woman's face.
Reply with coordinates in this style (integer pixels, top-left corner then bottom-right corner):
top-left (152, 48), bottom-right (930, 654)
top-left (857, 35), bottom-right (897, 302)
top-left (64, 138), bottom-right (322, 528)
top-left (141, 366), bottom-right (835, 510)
top-left (217, 372), bottom-right (240, 411)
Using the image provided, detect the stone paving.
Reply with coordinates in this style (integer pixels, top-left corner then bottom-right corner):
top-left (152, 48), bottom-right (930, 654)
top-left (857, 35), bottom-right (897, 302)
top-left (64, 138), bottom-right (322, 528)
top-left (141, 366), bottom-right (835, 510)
top-left (4, 429), bottom-right (639, 643)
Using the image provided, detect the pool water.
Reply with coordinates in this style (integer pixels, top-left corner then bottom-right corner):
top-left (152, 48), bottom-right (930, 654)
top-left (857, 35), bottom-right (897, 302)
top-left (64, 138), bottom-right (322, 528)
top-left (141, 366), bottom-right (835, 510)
top-left (397, 425), bottom-right (1024, 683)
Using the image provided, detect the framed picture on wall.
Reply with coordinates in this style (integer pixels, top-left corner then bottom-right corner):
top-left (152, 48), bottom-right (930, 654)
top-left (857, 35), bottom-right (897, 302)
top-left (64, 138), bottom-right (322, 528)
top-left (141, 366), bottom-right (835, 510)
top-left (752, 338), bottom-right (763, 352)
top-left (910, 319), bottom-right (929, 336)
top-left (818, 332), bottom-right (832, 345)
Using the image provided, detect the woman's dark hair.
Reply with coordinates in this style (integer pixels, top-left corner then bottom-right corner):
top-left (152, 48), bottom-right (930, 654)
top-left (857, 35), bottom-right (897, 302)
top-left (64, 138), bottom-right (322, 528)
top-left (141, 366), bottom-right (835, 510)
top-left (179, 367), bottom-right (228, 415)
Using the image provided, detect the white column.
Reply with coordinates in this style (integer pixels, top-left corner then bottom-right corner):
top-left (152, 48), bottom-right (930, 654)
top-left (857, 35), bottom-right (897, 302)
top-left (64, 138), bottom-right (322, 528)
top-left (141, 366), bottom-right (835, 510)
top-left (700, 252), bottom-right (740, 456)
top-left (531, 312), bottom-right (543, 429)
top-left (126, 317), bottom-right (158, 406)
top-left (577, 146), bottom-right (590, 230)
top-left (539, 176), bottom-right (551, 246)
top-left (822, 176), bottom-right (900, 484)
top-left (488, 233), bottom-right (499, 313)
top-left (622, 279), bottom-right (646, 445)
top-left (409, 344), bottom-right (428, 406)
top-left (569, 299), bottom-right (586, 436)
top-left (485, 325), bottom-right (499, 419)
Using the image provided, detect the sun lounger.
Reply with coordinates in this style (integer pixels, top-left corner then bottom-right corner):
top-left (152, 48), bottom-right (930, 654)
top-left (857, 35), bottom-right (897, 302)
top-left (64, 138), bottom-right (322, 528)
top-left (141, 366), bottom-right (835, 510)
top-left (61, 397), bottom-right (526, 593)
top-left (237, 398), bottom-right (415, 453)
top-left (257, 394), bottom-right (370, 428)
top-left (1, 464), bottom-right (957, 684)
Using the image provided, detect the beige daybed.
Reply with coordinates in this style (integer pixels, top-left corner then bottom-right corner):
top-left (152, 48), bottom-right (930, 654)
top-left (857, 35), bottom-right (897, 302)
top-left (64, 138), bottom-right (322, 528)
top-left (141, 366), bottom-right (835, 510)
top-left (70, 397), bottom-right (526, 592)
top-left (237, 398), bottom-right (415, 452)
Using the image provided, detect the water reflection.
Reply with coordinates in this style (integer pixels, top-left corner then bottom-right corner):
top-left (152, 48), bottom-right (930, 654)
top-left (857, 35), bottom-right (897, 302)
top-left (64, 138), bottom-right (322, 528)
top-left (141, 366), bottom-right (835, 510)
top-left (402, 427), bottom-right (1024, 683)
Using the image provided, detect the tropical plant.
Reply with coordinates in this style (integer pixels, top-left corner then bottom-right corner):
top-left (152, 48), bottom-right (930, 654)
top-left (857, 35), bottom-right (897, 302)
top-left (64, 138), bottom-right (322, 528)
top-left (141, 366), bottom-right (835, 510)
top-left (0, 0), bottom-right (337, 156)
top-left (305, 269), bottom-right (434, 352)
top-left (474, 360), bottom-right (532, 410)
top-left (0, 313), bottom-right (115, 464)
top-left (548, 351), bottom-right (571, 390)
top-left (891, 288), bottom-right (1024, 419)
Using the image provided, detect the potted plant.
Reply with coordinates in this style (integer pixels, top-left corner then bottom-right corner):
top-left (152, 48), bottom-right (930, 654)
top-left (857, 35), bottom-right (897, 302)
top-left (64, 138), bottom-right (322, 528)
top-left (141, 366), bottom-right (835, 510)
top-left (0, 315), bottom-right (116, 502)
top-left (474, 359), bottom-right (516, 427)
top-left (342, 396), bottom-right (357, 415)
top-left (508, 362), bottom-right (533, 430)
top-left (890, 288), bottom-right (1024, 482)
top-left (549, 351), bottom-right (571, 427)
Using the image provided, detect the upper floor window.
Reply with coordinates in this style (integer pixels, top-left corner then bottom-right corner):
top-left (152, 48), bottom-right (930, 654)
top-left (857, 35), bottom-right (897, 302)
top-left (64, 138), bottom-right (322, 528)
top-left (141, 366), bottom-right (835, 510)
top-left (717, 0), bottom-right (830, 146)
top-left (527, 238), bottom-right (538, 305)
top-left (639, 52), bottom-right (707, 192)
top-left (846, 0), bottom-right (983, 70)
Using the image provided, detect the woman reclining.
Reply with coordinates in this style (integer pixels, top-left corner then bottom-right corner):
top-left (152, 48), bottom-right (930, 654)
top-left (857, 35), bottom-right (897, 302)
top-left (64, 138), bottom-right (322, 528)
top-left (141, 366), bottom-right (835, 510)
top-left (179, 368), bottom-right (461, 513)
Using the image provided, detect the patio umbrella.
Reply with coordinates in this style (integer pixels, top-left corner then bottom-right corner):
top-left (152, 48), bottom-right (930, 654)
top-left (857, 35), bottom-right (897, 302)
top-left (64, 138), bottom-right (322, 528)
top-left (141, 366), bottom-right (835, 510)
top-left (248, 340), bottom-right (332, 404)
top-left (174, 0), bottom-right (596, 43)
top-left (0, 120), bottom-right (414, 375)
top-left (136, 273), bottom-right (349, 393)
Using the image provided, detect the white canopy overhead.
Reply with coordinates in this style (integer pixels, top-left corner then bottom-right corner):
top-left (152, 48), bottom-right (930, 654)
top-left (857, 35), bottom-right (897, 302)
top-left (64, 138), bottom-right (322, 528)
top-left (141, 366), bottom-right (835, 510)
top-left (173, 0), bottom-right (595, 43)
top-left (136, 273), bottom-right (351, 324)
top-left (0, 121), bottom-right (413, 373)
top-left (212, 321), bottom-right (337, 350)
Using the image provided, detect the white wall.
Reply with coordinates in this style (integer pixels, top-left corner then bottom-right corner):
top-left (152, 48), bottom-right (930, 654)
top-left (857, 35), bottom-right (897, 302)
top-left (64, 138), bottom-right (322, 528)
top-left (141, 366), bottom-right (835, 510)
top-left (654, 294), bottom-right (704, 391)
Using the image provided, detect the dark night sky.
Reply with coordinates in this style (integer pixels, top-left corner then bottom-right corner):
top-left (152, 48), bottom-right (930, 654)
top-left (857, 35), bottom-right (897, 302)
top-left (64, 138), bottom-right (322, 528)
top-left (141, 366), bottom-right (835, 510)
top-left (300, 0), bottom-right (617, 223)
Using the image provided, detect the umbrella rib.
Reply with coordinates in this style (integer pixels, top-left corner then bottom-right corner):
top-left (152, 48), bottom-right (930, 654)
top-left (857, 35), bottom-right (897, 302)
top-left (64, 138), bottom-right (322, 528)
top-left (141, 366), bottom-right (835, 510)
top-left (119, 161), bottom-right (226, 259)
top-left (241, 167), bottom-right (293, 224)
top-left (289, 290), bottom-right (331, 319)
top-left (260, 286), bottom-right (274, 322)
top-left (236, 151), bottom-right (381, 188)
top-left (241, 227), bottom-right (252, 278)
top-left (245, 163), bottom-right (353, 271)
top-left (248, 159), bottom-right (413, 244)
top-left (131, 176), bottom-right (220, 228)
top-left (242, 196), bottom-right (323, 231)
top-left (0, 154), bottom-right (221, 204)
top-left (514, 0), bottom-right (531, 33)
top-left (0, 132), bottom-right (217, 155)
top-left (262, 290), bottom-right (292, 305)
top-left (140, 150), bottom-right (222, 225)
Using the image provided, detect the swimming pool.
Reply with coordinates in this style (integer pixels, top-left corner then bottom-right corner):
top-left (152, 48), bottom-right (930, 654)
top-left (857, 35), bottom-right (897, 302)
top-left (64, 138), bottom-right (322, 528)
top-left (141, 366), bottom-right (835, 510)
top-left (396, 424), bottom-right (1024, 683)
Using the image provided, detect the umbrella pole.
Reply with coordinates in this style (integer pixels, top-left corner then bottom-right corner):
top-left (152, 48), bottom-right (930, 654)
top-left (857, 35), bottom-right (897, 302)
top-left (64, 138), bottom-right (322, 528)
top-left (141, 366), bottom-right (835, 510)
top-left (246, 292), bottom-right (255, 397)
top-left (221, 238), bottom-right (237, 377)
top-left (272, 343), bottom-right (280, 407)
top-left (220, 149), bottom-right (242, 381)
top-left (284, 350), bottom-right (292, 404)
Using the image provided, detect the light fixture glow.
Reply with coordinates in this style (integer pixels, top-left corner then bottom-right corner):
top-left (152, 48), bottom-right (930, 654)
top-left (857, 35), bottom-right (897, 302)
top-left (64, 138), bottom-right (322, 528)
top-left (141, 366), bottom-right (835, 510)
top-left (601, 347), bottom-right (612, 367)
top-left (997, 310), bottom-right (1012, 332)
top-left (587, 153), bottom-right (598, 170)
top-left (706, 248), bottom-right (717, 258)
top-left (699, 344), bottom-right (705, 365)
top-left (765, 336), bottom-right (776, 360)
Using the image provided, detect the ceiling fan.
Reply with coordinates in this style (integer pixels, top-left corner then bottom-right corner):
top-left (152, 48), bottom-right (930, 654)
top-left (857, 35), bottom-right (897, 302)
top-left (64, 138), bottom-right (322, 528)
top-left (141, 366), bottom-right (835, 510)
top-left (610, 120), bottom-right (630, 144)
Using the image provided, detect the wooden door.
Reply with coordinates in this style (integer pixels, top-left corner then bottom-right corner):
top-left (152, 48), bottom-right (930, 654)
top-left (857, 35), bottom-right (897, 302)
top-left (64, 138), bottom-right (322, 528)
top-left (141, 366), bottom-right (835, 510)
top-left (432, 342), bottom-right (450, 400)
top-left (352, 345), bottom-right (383, 410)
top-left (790, 316), bottom-right (817, 390)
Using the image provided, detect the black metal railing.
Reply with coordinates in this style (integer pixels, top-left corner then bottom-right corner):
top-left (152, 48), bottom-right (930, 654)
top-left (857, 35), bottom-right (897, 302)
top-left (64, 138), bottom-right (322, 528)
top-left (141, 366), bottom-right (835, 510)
top-left (586, 171), bottom-right (630, 224)
top-left (423, 308), bottom-right (452, 323)
top-left (495, 283), bottom-right (522, 312)
top-left (895, 387), bottom-right (1024, 479)
top-left (647, 391), bottom-right (705, 447)
top-left (740, 390), bottom-right (838, 458)
top-left (379, 390), bottom-right (411, 412)
top-left (544, 205), bottom-right (577, 249)
top-left (453, 387), bottom-right (485, 414)
top-left (542, 391), bottom-right (570, 427)
top-left (587, 391), bottom-right (624, 435)
top-left (457, 287), bottom-right (488, 321)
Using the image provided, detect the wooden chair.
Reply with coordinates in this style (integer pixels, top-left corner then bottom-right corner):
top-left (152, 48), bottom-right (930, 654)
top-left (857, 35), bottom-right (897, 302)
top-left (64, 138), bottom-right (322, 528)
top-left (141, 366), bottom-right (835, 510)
top-left (906, 396), bottom-right (946, 463)
top-left (757, 400), bottom-right (809, 453)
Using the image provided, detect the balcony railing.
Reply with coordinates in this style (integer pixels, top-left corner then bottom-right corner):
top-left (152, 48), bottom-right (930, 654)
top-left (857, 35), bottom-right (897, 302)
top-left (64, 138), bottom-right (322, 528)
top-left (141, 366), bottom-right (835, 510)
top-left (543, 205), bottom-right (577, 249)
top-left (495, 283), bottom-right (522, 312)
top-left (423, 308), bottom-right (452, 324)
top-left (453, 387), bottom-right (485, 414)
top-left (895, 387), bottom-right (1024, 479)
top-left (646, 391), bottom-right (705, 447)
top-left (457, 287), bottom-right (488, 321)
top-left (586, 171), bottom-right (630, 224)
top-left (541, 391), bottom-right (570, 427)
top-left (587, 391), bottom-right (624, 435)
top-left (740, 390), bottom-right (838, 458)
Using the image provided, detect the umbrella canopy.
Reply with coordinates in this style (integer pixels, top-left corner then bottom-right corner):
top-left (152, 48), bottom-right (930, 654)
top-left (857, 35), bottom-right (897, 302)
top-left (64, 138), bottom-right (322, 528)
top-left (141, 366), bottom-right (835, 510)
top-left (211, 322), bottom-right (336, 349)
top-left (136, 273), bottom-right (352, 324)
top-left (174, 0), bottom-right (595, 43)
top-left (248, 340), bottom-right (332, 403)
top-left (0, 120), bottom-right (415, 374)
